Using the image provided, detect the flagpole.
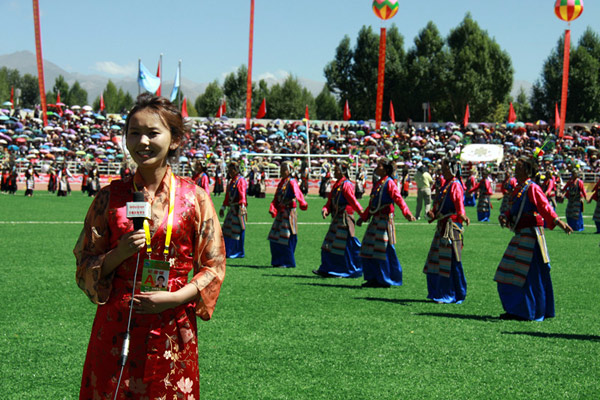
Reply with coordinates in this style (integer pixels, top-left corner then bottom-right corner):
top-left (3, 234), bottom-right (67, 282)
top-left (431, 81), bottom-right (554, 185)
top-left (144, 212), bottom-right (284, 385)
top-left (159, 53), bottom-right (163, 97)
top-left (138, 59), bottom-right (141, 96)
top-left (306, 118), bottom-right (311, 175)
top-left (178, 59), bottom-right (182, 109)
top-left (245, 0), bottom-right (255, 130)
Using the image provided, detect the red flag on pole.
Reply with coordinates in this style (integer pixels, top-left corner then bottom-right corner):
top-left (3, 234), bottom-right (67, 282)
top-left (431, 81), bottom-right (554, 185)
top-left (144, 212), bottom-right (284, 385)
top-left (305, 104), bottom-right (309, 121)
top-left (508, 102), bottom-right (516, 123)
top-left (256, 98), bottom-right (267, 119)
top-left (555, 103), bottom-right (561, 132)
top-left (10, 86), bottom-right (14, 109)
top-left (100, 93), bottom-right (105, 112)
top-left (389, 100), bottom-right (395, 124)
top-left (428, 103), bottom-right (432, 122)
top-left (343, 100), bottom-right (351, 121)
top-left (463, 104), bottom-right (470, 127)
top-left (216, 102), bottom-right (223, 118)
top-left (156, 61), bottom-right (161, 97)
top-left (181, 97), bottom-right (188, 118)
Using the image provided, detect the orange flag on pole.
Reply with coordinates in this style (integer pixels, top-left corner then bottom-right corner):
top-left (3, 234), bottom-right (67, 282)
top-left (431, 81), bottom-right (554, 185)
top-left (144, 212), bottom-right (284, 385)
top-left (389, 100), bottom-right (395, 124)
top-left (463, 104), bottom-right (470, 127)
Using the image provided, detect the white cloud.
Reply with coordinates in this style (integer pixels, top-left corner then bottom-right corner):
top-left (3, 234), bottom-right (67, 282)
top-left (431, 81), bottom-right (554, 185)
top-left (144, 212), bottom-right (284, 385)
top-left (257, 70), bottom-right (290, 82)
top-left (93, 61), bottom-right (137, 76)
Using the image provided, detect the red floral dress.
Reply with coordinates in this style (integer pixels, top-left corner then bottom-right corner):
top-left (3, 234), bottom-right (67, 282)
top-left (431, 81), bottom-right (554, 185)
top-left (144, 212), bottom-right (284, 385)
top-left (74, 166), bottom-right (226, 400)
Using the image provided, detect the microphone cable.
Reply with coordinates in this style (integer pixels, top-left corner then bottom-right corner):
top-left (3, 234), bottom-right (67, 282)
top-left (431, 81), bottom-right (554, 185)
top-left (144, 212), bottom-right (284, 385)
top-left (113, 250), bottom-right (142, 400)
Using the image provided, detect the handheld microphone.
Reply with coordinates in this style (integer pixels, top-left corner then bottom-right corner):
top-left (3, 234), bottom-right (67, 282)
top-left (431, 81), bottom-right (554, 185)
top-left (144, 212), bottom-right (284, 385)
top-left (127, 191), bottom-right (151, 230)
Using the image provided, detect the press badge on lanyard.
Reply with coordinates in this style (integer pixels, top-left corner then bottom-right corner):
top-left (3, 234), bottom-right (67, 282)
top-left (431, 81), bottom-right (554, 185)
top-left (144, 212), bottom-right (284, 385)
top-left (135, 175), bottom-right (177, 292)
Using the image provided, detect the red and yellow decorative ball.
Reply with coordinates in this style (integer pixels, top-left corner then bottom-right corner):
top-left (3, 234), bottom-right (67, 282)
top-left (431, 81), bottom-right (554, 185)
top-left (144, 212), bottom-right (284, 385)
top-left (372, 0), bottom-right (399, 21)
top-left (554, 0), bottom-right (584, 23)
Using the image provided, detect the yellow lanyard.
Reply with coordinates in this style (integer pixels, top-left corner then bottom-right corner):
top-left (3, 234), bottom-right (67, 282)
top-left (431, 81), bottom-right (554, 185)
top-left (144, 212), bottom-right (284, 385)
top-left (134, 174), bottom-right (177, 259)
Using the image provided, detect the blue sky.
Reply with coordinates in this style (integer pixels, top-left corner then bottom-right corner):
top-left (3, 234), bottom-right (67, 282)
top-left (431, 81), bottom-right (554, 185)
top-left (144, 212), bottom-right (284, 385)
top-left (3, 0), bottom-right (598, 88)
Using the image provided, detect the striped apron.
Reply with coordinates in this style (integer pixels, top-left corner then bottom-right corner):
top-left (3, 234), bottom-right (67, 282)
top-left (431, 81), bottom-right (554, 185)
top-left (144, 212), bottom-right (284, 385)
top-left (494, 226), bottom-right (550, 287)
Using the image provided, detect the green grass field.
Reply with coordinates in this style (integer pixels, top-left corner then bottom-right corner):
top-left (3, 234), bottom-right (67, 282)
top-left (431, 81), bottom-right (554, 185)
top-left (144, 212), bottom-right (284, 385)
top-left (1, 190), bottom-right (599, 399)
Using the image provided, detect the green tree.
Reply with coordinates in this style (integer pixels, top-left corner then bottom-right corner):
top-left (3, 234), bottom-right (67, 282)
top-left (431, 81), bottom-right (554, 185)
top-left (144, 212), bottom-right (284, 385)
top-left (268, 75), bottom-right (315, 119)
top-left (67, 81), bottom-right (88, 106)
top-left (404, 21), bottom-right (448, 122)
top-left (315, 86), bottom-right (340, 120)
top-left (444, 13), bottom-right (513, 122)
top-left (48, 75), bottom-right (70, 104)
top-left (223, 65), bottom-right (250, 117)
top-left (194, 80), bottom-right (224, 117)
top-left (530, 34), bottom-right (566, 122)
top-left (324, 35), bottom-right (354, 111)
top-left (377, 25), bottom-right (406, 122)
top-left (348, 26), bottom-right (380, 120)
top-left (20, 73), bottom-right (39, 108)
top-left (252, 79), bottom-right (269, 117)
top-left (568, 27), bottom-right (600, 122)
top-left (514, 88), bottom-right (532, 122)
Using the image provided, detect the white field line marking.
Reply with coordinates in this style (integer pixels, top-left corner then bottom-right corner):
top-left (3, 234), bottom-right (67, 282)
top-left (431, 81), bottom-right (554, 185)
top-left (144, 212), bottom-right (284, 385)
top-left (1, 221), bottom-right (597, 229)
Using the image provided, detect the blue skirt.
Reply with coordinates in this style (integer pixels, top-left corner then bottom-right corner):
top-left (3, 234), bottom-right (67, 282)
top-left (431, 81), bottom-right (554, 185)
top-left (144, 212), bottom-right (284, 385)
top-left (361, 244), bottom-right (402, 286)
top-left (464, 193), bottom-right (476, 207)
top-left (270, 234), bottom-right (297, 267)
top-left (224, 230), bottom-right (245, 258)
top-left (426, 256), bottom-right (467, 304)
top-left (477, 211), bottom-right (490, 222)
top-left (567, 213), bottom-right (584, 232)
top-left (318, 237), bottom-right (362, 278)
top-left (497, 243), bottom-right (555, 321)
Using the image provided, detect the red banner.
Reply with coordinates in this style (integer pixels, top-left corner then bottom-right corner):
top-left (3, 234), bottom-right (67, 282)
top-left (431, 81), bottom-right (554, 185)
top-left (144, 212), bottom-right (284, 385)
top-left (559, 29), bottom-right (571, 138)
top-left (245, 0), bottom-right (255, 130)
top-left (32, 0), bottom-right (48, 126)
top-left (375, 27), bottom-right (387, 130)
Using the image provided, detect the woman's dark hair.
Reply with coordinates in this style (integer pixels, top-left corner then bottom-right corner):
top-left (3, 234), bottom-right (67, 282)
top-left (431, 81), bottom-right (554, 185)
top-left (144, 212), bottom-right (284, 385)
top-left (377, 157), bottom-right (395, 177)
top-left (444, 157), bottom-right (462, 177)
top-left (124, 93), bottom-right (187, 158)
top-left (227, 161), bottom-right (240, 174)
top-left (518, 155), bottom-right (537, 177)
top-left (336, 160), bottom-right (350, 179)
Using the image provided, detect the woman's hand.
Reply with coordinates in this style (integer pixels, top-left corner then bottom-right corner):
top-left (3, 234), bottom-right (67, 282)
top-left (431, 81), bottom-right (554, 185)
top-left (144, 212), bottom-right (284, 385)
top-left (498, 215), bottom-right (508, 228)
top-left (321, 209), bottom-right (329, 219)
top-left (117, 230), bottom-right (146, 258)
top-left (406, 214), bottom-right (416, 222)
top-left (556, 219), bottom-right (573, 235)
top-left (132, 291), bottom-right (180, 314)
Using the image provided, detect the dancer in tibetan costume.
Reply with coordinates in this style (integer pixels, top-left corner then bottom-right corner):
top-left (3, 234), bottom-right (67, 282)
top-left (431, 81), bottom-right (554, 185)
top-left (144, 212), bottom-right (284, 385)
top-left (24, 163), bottom-right (39, 197)
top-left (313, 161), bottom-right (364, 278)
top-left (469, 169), bottom-right (493, 221)
top-left (499, 171), bottom-right (517, 215)
top-left (268, 162), bottom-right (308, 268)
top-left (219, 161), bottom-right (247, 258)
top-left (464, 167), bottom-right (477, 207)
top-left (358, 157), bottom-right (415, 288)
top-left (561, 169), bottom-right (587, 232)
top-left (495, 155), bottom-right (572, 321)
top-left (193, 161), bottom-right (211, 197)
top-left (74, 94), bottom-right (226, 399)
top-left (588, 177), bottom-right (600, 233)
top-left (423, 158), bottom-right (470, 303)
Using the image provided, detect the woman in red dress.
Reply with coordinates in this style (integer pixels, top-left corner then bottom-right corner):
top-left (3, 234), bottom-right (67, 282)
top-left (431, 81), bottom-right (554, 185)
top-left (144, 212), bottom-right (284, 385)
top-left (74, 94), bottom-right (226, 399)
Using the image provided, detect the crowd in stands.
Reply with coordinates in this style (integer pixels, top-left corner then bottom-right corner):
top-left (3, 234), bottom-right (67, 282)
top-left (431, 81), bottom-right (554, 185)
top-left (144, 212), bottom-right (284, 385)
top-left (1, 104), bottom-right (599, 188)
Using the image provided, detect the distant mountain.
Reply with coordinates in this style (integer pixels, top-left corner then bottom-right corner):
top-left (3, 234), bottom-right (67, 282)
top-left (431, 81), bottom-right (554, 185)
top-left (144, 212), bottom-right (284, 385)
top-left (0, 51), bottom-right (326, 106)
top-left (0, 51), bottom-right (207, 105)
